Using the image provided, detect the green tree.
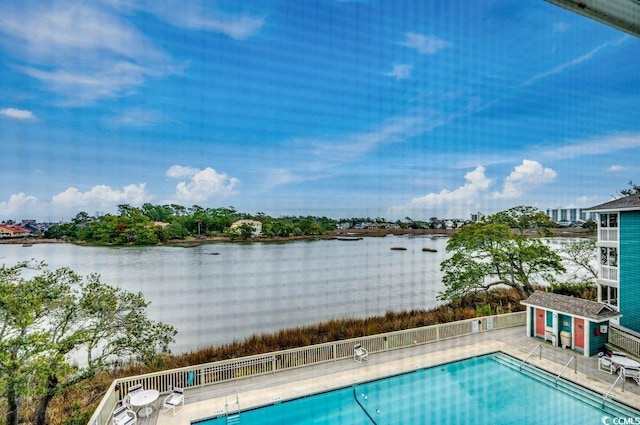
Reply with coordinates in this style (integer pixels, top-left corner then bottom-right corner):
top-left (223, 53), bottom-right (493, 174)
top-left (617, 180), bottom-right (640, 197)
top-left (559, 238), bottom-right (598, 284)
top-left (486, 205), bottom-right (555, 236)
top-left (0, 262), bottom-right (176, 425)
top-left (438, 222), bottom-right (565, 302)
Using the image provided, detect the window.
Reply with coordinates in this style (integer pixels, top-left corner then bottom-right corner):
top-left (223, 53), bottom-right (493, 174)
top-left (600, 213), bottom-right (618, 228)
top-left (601, 247), bottom-right (618, 267)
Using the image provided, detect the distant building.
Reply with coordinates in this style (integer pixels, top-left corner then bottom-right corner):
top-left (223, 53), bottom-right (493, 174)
top-left (546, 207), bottom-right (597, 226)
top-left (470, 212), bottom-right (485, 223)
top-left (0, 224), bottom-right (32, 238)
top-left (230, 219), bottom-right (263, 237)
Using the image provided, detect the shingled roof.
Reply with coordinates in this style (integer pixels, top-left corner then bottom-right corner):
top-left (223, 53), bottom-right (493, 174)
top-left (586, 193), bottom-right (640, 212)
top-left (521, 291), bottom-right (621, 322)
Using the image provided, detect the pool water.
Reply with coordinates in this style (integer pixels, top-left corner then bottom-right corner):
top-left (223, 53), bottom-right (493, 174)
top-left (197, 354), bottom-right (635, 425)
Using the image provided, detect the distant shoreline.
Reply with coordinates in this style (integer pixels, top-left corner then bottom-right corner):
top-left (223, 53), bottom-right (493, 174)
top-left (0, 227), bottom-right (593, 246)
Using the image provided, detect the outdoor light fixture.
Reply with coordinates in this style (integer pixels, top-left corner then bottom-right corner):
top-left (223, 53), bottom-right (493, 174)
top-left (546, 0), bottom-right (640, 37)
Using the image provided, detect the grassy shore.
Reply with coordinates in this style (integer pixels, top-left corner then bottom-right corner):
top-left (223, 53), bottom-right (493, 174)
top-left (23, 288), bottom-right (524, 425)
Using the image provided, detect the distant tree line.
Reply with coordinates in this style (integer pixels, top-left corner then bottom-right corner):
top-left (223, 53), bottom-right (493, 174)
top-left (44, 204), bottom-right (339, 245)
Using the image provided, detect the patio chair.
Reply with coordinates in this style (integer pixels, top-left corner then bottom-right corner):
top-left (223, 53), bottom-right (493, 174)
top-left (161, 387), bottom-right (184, 416)
top-left (112, 405), bottom-right (137, 425)
top-left (621, 367), bottom-right (640, 384)
top-left (122, 384), bottom-right (143, 410)
top-left (598, 356), bottom-right (616, 374)
top-left (354, 344), bottom-right (368, 363)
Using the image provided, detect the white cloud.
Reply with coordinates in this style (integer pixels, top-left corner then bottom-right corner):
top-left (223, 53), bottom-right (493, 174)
top-left (386, 165), bottom-right (493, 219)
top-left (50, 184), bottom-right (151, 213)
top-left (167, 165), bottom-right (200, 179)
top-left (492, 160), bottom-right (556, 200)
top-left (387, 160), bottom-right (557, 220)
top-left (400, 32), bottom-right (451, 55)
top-left (607, 165), bottom-right (625, 172)
top-left (168, 166), bottom-right (239, 203)
top-left (542, 132), bottom-right (640, 159)
top-left (0, 108), bottom-right (35, 120)
top-left (0, 184), bottom-right (152, 221)
top-left (385, 64), bottom-right (412, 80)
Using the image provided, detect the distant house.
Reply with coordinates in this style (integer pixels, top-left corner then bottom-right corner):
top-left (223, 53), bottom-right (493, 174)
top-left (230, 219), bottom-right (263, 237)
top-left (0, 224), bottom-right (32, 238)
top-left (586, 193), bottom-right (640, 332)
top-left (153, 221), bottom-right (170, 228)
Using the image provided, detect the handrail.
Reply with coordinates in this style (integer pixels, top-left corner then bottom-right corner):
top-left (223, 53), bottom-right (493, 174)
top-left (520, 344), bottom-right (542, 371)
top-left (555, 356), bottom-right (576, 385)
top-left (603, 373), bottom-right (624, 407)
top-left (353, 388), bottom-right (377, 425)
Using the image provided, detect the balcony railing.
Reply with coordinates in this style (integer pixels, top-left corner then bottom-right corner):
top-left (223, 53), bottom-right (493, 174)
top-left (609, 325), bottom-right (640, 359)
top-left (600, 266), bottom-right (619, 282)
top-left (599, 229), bottom-right (618, 242)
top-left (87, 311), bottom-right (526, 425)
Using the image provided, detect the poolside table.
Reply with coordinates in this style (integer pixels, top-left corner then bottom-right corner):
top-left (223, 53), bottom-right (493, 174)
top-left (130, 389), bottom-right (159, 417)
top-left (611, 355), bottom-right (640, 370)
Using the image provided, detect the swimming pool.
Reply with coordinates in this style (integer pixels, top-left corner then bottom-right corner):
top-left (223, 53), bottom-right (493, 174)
top-left (196, 353), bottom-right (639, 424)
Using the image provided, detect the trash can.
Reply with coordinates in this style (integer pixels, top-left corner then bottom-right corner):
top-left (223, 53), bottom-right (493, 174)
top-left (560, 331), bottom-right (571, 349)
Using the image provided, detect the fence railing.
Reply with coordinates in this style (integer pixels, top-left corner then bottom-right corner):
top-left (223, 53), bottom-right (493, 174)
top-left (609, 325), bottom-right (640, 358)
top-left (87, 311), bottom-right (525, 425)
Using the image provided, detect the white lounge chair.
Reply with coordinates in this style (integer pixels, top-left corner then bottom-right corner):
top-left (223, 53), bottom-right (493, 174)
top-left (161, 387), bottom-right (184, 416)
top-left (354, 344), bottom-right (368, 363)
top-left (112, 405), bottom-right (137, 425)
top-left (621, 367), bottom-right (640, 384)
top-left (598, 356), bottom-right (616, 374)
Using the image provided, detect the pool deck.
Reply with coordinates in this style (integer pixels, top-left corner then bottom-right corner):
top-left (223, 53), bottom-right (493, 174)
top-left (141, 326), bottom-right (640, 424)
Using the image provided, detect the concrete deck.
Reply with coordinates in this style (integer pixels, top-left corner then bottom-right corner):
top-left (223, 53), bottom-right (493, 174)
top-left (136, 326), bottom-right (640, 425)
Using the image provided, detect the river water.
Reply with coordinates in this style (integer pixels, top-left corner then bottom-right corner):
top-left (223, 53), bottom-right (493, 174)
top-left (0, 235), bottom-right (449, 354)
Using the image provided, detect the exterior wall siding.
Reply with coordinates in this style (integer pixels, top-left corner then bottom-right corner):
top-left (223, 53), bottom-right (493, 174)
top-left (620, 211), bottom-right (640, 332)
top-left (589, 321), bottom-right (608, 356)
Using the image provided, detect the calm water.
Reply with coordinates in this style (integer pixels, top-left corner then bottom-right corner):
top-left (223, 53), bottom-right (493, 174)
top-left (0, 235), bottom-right (448, 354)
top-left (197, 354), bottom-right (618, 425)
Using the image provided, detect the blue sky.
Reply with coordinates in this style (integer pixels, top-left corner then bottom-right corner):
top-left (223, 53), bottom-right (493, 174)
top-left (1, 0), bottom-right (638, 222)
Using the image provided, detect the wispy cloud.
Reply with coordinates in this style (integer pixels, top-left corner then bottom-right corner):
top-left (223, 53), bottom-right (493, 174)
top-left (0, 107), bottom-right (35, 120)
top-left (384, 64), bottom-right (412, 80)
top-left (0, 1), bottom-right (173, 105)
top-left (553, 22), bottom-right (570, 33)
top-left (0, 1), bottom-right (262, 105)
top-left (105, 0), bottom-right (265, 40)
top-left (111, 108), bottom-right (175, 127)
top-left (542, 132), bottom-right (640, 159)
top-left (400, 32), bottom-right (451, 55)
top-left (520, 35), bottom-right (629, 88)
top-left (606, 165), bottom-right (625, 172)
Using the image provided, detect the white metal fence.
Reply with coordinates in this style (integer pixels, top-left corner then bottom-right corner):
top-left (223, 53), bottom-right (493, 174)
top-left (609, 325), bottom-right (640, 358)
top-left (88, 312), bottom-right (526, 425)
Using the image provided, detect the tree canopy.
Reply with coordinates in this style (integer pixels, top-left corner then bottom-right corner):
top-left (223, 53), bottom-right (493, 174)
top-left (0, 262), bottom-right (176, 425)
top-left (484, 205), bottom-right (555, 236)
top-left (438, 220), bottom-right (565, 302)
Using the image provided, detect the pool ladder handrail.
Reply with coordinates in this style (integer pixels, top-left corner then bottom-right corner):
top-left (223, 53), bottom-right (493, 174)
top-left (555, 355), bottom-right (577, 385)
top-left (603, 373), bottom-right (625, 407)
top-left (225, 394), bottom-right (240, 424)
top-left (520, 344), bottom-right (542, 371)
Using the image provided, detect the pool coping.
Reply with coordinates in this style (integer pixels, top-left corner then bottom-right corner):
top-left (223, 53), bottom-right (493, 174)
top-left (155, 340), bottom-right (640, 425)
